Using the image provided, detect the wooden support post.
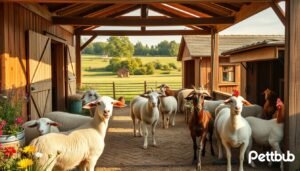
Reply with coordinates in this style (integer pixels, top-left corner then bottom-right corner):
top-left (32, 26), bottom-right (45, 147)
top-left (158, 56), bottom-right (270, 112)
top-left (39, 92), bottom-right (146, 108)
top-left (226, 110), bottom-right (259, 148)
top-left (141, 4), bottom-right (148, 31)
top-left (284, 0), bottom-right (300, 170)
top-left (270, 1), bottom-right (285, 25)
top-left (210, 28), bottom-right (219, 93)
top-left (80, 35), bottom-right (97, 51)
top-left (75, 34), bottom-right (81, 88)
top-left (112, 82), bottom-right (116, 99)
top-left (144, 81), bottom-right (147, 93)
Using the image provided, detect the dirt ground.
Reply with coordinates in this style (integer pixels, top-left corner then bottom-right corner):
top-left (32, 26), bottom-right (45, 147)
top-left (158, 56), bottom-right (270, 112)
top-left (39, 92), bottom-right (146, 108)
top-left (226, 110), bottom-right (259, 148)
top-left (96, 107), bottom-right (280, 171)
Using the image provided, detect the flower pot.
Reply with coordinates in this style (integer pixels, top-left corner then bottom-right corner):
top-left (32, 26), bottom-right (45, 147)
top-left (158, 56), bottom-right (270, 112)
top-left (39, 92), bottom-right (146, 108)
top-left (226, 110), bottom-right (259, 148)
top-left (0, 130), bottom-right (25, 149)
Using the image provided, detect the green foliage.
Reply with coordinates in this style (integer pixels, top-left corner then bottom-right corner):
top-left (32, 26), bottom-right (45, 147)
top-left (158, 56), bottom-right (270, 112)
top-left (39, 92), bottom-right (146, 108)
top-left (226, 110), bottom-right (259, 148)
top-left (93, 42), bottom-right (107, 55)
top-left (106, 36), bottom-right (134, 57)
top-left (145, 63), bottom-right (155, 75)
top-left (168, 62), bottom-right (177, 69)
top-left (82, 43), bottom-right (94, 54)
top-left (161, 64), bottom-right (171, 71)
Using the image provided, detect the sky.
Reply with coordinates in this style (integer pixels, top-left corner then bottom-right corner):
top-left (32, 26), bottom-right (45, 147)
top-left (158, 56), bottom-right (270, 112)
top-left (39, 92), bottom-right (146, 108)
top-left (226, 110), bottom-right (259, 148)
top-left (82, 2), bottom-right (285, 46)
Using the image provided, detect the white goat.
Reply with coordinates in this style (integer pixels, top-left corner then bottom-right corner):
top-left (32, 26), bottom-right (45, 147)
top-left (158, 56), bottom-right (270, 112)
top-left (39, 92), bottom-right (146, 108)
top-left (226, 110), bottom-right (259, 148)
top-left (30, 96), bottom-right (122, 171)
top-left (246, 98), bottom-right (284, 171)
top-left (130, 91), bottom-right (162, 149)
top-left (158, 85), bottom-right (178, 128)
top-left (22, 118), bottom-right (60, 145)
top-left (177, 89), bottom-right (193, 113)
top-left (215, 96), bottom-right (252, 171)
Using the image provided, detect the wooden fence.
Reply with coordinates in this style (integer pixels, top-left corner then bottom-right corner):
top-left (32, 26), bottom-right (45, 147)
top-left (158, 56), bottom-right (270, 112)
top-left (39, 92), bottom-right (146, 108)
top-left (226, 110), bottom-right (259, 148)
top-left (81, 81), bottom-right (182, 101)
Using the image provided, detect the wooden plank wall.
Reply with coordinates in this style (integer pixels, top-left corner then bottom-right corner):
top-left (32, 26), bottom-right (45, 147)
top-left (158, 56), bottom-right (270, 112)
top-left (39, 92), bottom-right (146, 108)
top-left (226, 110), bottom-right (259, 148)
top-left (285, 0), bottom-right (300, 170)
top-left (0, 3), bottom-right (74, 119)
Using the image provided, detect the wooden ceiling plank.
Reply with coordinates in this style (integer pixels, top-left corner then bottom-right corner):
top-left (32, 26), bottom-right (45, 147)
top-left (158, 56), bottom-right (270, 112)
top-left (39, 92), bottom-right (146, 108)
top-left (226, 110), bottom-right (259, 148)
top-left (199, 2), bottom-right (233, 16)
top-left (10, 0), bottom-right (275, 3)
top-left (84, 4), bottom-right (130, 18)
top-left (54, 3), bottom-right (79, 13)
top-left (182, 4), bottom-right (221, 17)
top-left (47, 4), bottom-right (71, 12)
top-left (76, 30), bottom-right (211, 36)
top-left (270, 1), bottom-right (285, 25)
top-left (58, 4), bottom-right (96, 16)
top-left (52, 16), bottom-right (235, 26)
top-left (214, 3), bottom-right (241, 12)
top-left (168, 3), bottom-right (211, 17)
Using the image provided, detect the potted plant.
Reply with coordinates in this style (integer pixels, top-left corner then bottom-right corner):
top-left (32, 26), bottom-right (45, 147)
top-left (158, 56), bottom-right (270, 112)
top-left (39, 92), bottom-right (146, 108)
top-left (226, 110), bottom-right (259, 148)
top-left (0, 90), bottom-right (25, 148)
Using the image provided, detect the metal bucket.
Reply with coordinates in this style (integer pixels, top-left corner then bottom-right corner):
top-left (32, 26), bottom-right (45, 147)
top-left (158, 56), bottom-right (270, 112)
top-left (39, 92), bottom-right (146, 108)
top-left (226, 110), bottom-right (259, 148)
top-left (0, 130), bottom-right (25, 148)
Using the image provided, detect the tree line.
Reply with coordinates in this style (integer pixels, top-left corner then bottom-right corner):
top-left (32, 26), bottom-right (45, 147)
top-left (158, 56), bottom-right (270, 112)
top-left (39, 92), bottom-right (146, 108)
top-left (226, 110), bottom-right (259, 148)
top-left (82, 36), bottom-right (180, 57)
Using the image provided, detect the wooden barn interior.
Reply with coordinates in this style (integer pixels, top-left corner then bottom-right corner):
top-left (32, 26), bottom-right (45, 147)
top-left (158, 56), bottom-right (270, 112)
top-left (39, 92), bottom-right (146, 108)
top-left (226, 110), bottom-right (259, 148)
top-left (0, 0), bottom-right (300, 170)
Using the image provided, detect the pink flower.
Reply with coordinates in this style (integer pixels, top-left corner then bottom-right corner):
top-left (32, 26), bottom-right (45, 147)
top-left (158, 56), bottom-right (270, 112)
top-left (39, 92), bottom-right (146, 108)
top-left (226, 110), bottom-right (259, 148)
top-left (15, 117), bottom-right (24, 125)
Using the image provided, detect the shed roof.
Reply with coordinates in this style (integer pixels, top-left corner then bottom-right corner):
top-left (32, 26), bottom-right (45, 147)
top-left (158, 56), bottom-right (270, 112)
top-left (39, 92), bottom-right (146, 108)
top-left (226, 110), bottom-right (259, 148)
top-left (177, 35), bottom-right (284, 61)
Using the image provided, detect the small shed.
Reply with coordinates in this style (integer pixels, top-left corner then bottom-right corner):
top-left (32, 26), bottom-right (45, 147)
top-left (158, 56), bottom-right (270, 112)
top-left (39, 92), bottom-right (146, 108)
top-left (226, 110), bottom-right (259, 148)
top-left (117, 68), bottom-right (130, 78)
top-left (177, 35), bottom-right (284, 96)
top-left (222, 37), bottom-right (285, 105)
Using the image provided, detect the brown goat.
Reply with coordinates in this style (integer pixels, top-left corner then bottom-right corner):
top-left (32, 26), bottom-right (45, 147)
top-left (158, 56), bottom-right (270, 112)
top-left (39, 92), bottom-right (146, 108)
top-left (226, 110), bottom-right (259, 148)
top-left (262, 88), bottom-right (278, 119)
top-left (185, 90), bottom-right (214, 171)
top-left (157, 84), bottom-right (184, 99)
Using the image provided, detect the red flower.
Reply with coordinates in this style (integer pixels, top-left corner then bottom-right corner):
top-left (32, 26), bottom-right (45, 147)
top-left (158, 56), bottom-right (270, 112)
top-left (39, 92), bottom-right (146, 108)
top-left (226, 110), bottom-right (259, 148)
top-left (3, 147), bottom-right (16, 157)
top-left (0, 120), bottom-right (6, 129)
top-left (15, 117), bottom-right (23, 125)
top-left (232, 90), bottom-right (240, 97)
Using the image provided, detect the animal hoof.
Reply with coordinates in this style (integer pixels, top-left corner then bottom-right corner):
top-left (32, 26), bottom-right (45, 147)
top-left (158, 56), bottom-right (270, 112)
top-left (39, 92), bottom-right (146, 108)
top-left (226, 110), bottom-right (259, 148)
top-left (143, 145), bottom-right (148, 149)
top-left (196, 164), bottom-right (201, 171)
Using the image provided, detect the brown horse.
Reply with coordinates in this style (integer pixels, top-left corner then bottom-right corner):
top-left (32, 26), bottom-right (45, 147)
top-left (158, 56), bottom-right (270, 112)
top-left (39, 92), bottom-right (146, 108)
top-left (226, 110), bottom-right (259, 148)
top-left (185, 89), bottom-right (214, 171)
top-left (262, 88), bottom-right (278, 119)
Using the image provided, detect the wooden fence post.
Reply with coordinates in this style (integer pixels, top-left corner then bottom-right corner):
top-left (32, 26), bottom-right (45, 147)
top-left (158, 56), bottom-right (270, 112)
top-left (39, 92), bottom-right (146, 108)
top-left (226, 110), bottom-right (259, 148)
top-left (144, 81), bottom-right (147, 93)
top-left (113, 82), bottom-right (116, 99)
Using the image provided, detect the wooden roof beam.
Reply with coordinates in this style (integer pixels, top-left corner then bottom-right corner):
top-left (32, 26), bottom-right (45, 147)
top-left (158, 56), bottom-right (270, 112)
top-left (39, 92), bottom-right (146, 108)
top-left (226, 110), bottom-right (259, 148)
top-left (80, 35), bottom-right (97, 51)
top-left (9, 0), bottom-right (276, 3)
top-left (167, 3), bottom-right (211, 17)
top-left (181, 4), bottom-right (221, 17)
top-left (53, 16), bottom-right (235, 26)
top-left (76, 30), bottom-right (211, 36)
top-left (57, 4), bottom-right (96, 16)
top-left (141, 4), bottom-right (148, 31)
top-left (270, 1), bottom-right (285, 25)
top-left (84, 4), bottom-right (131, 18)
top-left (214, 3), bottom-right (241, 12)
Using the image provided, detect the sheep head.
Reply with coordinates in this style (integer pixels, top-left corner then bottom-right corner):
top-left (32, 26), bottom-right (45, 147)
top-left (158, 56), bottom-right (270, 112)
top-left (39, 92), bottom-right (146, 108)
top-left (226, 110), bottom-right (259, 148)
top-left (81, 90), bottom-right (101, 105)
top-left (25, 118), bottom-right (61, 135)
top-left (224, 96), bottom-right (249, 115)
top-left (141, 91), bottom-right (163, 108)
top-left (94, 96), bottom-right (125, 121)
top-left (185, 88), bottom-right (211, 111)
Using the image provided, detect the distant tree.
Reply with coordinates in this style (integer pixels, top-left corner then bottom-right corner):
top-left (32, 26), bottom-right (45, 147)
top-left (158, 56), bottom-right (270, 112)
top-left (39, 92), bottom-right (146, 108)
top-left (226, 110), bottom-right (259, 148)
top-left (106, 36), bottom-right (134, 57)
top-left (168, 62), bottom-right (177, 69)
top-left (93, 42), bottom-right (107, 55)
top-left (157, 40), bottom-right (170, 56)
top-left (82, 43), bottom-right (94, 54)
top-left (134, 41), bottom-right (145, 56)
top-left (169, 41), bottom-right (179, 56)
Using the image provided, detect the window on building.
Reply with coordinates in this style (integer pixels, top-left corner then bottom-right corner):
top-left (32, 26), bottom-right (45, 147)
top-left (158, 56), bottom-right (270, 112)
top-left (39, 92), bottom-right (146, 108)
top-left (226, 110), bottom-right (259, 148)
top-left (222, 66), bottom-right (235, 82)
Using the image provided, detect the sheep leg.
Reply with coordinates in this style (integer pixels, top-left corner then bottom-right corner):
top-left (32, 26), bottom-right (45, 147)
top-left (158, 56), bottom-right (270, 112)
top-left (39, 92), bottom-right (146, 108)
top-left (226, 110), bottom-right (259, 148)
top-left (223, 142), bottom-right (232, 171)
top-left (138, 120), bottom-right (143, 137)
top-left (86, 157), bottom-right (98, 171)
top-left (209, 125), bottom-right (215, 156)
top-left (142, 121), bottom-right (148, 149)
top-left (162, 112), bottom-right (166, 129)
top-left (270, 142), bottom-right (283, 171)
top-left (246, 138), bottom-right (256, 168)
top-left (132, 117), bottom-right (136, 137)
top-left (152, 120), bottom-right (158, 147)
top-left (239, 142), bottom-right (248, 171)
top-left (171, 111), bottom-right (176, 126)
top-left (197, 135), bottom-right (204, 171)
top-left (192, 135), bottom-right (197, 165)
top-left (216, 131), bottom-right (223, 159)
top-left (166, 115), bottom-right (170, 129)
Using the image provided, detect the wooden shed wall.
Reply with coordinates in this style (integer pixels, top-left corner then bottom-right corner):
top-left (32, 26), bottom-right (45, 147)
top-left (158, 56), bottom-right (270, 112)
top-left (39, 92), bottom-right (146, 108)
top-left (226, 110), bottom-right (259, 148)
top-left (0, 3), bottom-right (74, 119)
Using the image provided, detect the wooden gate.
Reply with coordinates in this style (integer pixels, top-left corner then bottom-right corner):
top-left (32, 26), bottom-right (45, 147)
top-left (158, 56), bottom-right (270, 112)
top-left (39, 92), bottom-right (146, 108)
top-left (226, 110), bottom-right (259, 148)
top-left (65, 45), bottom-right (76, 97)
top-left (27, 31), bottom-right (52, 120)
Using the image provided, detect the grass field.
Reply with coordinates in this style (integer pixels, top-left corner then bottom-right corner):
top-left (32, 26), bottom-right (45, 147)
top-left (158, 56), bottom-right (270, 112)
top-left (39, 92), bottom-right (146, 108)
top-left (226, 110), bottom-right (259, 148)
top-left (81, 54), bottom-right (182, 100)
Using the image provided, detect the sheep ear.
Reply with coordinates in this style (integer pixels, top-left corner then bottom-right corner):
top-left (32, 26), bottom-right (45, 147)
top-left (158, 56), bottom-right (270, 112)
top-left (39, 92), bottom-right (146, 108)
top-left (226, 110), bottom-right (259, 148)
top-left (112, 101), bottom-right (127, 108)
top-left (224, 98), bottom-right (232, 104)
top-left (82, 101), bottom-right (98, 109)
top-left (26, 120), bottom-right (38, 128)
top-left (49, 122), bottom-right (62, 127)
top-left (242, 100), bottom-right (252, 106)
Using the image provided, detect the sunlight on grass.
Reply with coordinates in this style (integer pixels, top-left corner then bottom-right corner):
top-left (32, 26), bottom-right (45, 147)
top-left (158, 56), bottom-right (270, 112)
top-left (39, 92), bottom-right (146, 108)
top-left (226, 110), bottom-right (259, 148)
top-left (112, 116), bottom-right (132, 121)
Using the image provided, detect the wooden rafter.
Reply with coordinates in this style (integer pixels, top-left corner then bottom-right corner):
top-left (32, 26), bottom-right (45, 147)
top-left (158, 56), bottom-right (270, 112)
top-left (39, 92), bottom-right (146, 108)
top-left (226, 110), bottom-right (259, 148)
top-left (196, 2), bottom-right (233, 16)
top-left (57, 4), bottom-right (96, 16)
top-left (53, 16), bottom-right (235, 26)
top-left (76, 30), bottom-right (210, 36)
top-left (270, 1), bottom-right (285, 25)
top-left (141, 4), bottom-right (148, 31)
top-left (168, 3), bottom-right (211, 17)
top-left (182, 4), bottom-right (221, 17)
top-left (80, 35), bottom-right (97, 51)
top-left (53, 3), bottom-right (79, 14)
top-left (47, 4), bottom-right (71, 13)
top-left (214, 3), bottom-right (241, 12)
top-left (84, 4), bottom-right (131, 18)
top-left (8, 0), bottom-right (277, 3)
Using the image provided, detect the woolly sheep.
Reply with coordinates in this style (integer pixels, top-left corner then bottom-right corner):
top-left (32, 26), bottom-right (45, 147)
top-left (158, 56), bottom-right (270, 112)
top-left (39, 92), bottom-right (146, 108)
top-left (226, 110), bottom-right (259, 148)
top-left (214, 96), bottom-right (252, 171)
top-left (44, 111), bottom-right (92, 132)
top-left (22, 118), bottom-right (60, 145)
top-left (158, 85), bottom-right (178, 128)
top-left (81, 90), bottom-right (101, 105)
top-left (130, 91), bottom-right (162, 149)
top-left (30, 96), bottom-right (122, 171)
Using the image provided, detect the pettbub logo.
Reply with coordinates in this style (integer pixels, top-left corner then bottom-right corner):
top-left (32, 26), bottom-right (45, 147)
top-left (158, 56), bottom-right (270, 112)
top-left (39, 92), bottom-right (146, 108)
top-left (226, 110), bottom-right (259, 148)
top-left (248, 151), bottom-right (295, 164)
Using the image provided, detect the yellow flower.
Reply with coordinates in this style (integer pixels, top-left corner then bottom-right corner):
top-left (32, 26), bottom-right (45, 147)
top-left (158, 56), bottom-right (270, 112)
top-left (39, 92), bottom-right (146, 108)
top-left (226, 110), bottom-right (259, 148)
top-left (23, 146), bottom-right (36, 154)
top-left (17, 158), bottom-right (33, 169)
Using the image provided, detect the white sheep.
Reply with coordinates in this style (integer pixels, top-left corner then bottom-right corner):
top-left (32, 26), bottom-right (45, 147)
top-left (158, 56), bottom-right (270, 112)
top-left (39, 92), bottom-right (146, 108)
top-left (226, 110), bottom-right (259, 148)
top-left (177, 89), bottom-right (193, 113)
top-left (22, 118), bottom-right (60, 145)
top-left (246, 98), bottom-right (285, 171)
top-left (44, 111), bottom-right (92, 132)
top-left (81, 90), bottom-right (101, 105)
top-left (130, 91), bottom-right (162, 149)
top-left (214, 96), bottom-right (252, 171)
top-left (203, 100), bottom-right (224, 118)
top-left (30, 96), bottom-right (122, 171)
top-left (158, 85), bottom-right (178, 128)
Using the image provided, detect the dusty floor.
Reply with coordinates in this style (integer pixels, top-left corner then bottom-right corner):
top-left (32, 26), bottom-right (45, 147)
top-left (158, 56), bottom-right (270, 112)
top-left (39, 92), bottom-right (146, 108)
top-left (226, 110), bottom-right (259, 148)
top-left (96, 107), bottom-right (280, 171)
